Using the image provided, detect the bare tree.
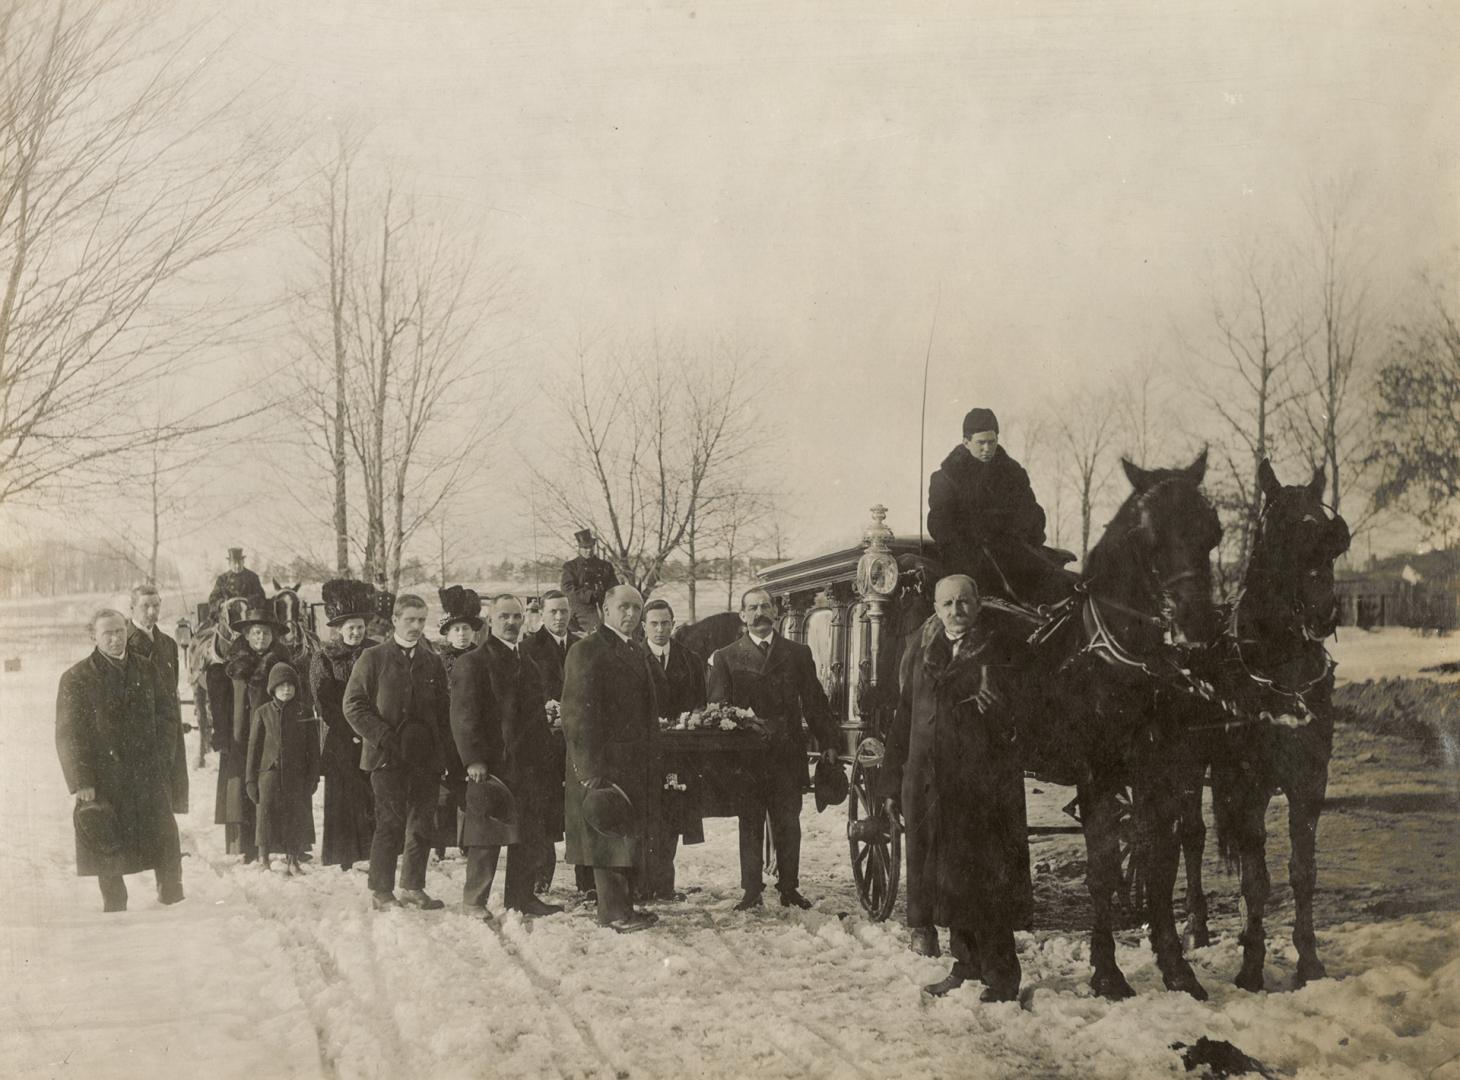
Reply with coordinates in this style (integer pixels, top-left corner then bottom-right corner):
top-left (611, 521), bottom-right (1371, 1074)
top-left (1287, 185), bottom-right (1381, 531)
top-left (1054, 391), bottom-right (1119, 562)
top-left (277, 150), bottom-right (513, 591)
top-left (0, 3), bottom-right (286, 506)
top-left (531, 333), bottom-right (760, 597)
top-left (1182, 242), bottom-right (1307, 568)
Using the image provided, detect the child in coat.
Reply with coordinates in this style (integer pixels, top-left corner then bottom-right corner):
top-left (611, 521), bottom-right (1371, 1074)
top-left (246, 662), bottom-right (321, 874)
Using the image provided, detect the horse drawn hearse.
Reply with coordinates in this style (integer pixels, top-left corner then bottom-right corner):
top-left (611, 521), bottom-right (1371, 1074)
top-left (702, 451), bottom-right (1351, 1001)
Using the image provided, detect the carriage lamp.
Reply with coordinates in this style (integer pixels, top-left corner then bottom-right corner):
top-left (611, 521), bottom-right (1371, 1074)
top-left (855, 505), bottom-right (900, 601)
top-left (176, 618), bottom-right (192, 649)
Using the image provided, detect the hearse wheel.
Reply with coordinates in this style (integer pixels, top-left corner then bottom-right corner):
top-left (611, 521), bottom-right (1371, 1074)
top-left (847, 737), bottom-right (900, 921)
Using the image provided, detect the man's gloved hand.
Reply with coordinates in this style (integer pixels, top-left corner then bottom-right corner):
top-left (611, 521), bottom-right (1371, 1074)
top-left (882, 796), bottom-right (904, 830)
top-left (466, 762), bottom-right (488, 782)
top-left (973, 666), bottom-right (1003, 715)
top-left (210, 727), bottom-right (227, 753)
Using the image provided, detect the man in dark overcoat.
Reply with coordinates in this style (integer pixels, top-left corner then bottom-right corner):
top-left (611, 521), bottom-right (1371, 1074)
top-left (927, 407), bottom-right (1057, 605)
top-left (707, 586), bottom-right (839, 911)
top-left (522, 588), bottom-right (583, 893)
top-left (127, 583), bottom-right (187, 814)
top-left (55, 609), bottom-right (184, 912)
top-left (343, 593), bottom-right (451, 911)
top-left (640, 598), bottom-right (706, 900)
top-left (560, 529), bottom-right (619, 633)
top-left (562, 585), bottom-right (659, 932)
top-left (449, 593), bottom-right (563, 919)
top-left (207, 546), bottom-right (267, 618)
top-left (879, 574), bottom-right (1032, 1002)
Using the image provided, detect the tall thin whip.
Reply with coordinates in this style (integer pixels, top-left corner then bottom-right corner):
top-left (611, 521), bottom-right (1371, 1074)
top-left (918, 286), bottom-right (943, 555)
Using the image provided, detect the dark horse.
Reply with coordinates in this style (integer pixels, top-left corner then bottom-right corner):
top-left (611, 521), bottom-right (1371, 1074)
top-left (893, 451), bottom-right (1223, 998)
top-left (673, 609), bottom-right (746, 659)
top-left (1029, 450), bottom-right (1224, 1000)
top-left (1174, 460), bottom-right (1350, 991)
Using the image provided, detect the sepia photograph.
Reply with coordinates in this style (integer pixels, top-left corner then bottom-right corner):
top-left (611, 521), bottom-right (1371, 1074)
top-left (1, 2), bottom-right (1457, 1077)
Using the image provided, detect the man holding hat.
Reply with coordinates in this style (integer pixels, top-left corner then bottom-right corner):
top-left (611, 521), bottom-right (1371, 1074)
top-left (56, 609), bottom-right (184, 912)
top-left (562, 585), bottom-right (659, 932)
top-left (207, 547), bottom-right (266, 619)
top-left (927, 408), bottom-right (1060, 606)
top-left (433, 586), bottom-right (483, 857)
top-left (560, 529), bottom-right (618, 633)
top-left (449, 593), bottom-right (563, 919)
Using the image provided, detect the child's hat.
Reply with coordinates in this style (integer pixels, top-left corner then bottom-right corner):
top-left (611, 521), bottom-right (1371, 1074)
top-left (267, 662), bottom-right (299, 693)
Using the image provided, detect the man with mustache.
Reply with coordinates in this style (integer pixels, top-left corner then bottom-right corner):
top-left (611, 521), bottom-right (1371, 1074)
top-left (707, 587), bottom-right (839, 911)
top-left (879, 574), bottom-right (1032, 1002)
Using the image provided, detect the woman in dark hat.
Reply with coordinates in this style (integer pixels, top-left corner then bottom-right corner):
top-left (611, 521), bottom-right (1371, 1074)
top-left (309, 579), bottom-right (380, 872)
top-left (207, 604), bottom-right (290, 860)
top-left (431, 586), bottom-right (484, 857)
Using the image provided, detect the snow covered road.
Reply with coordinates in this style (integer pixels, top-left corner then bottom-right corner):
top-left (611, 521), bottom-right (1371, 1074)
top-left (4, 639), bottom-right (1459, 1079)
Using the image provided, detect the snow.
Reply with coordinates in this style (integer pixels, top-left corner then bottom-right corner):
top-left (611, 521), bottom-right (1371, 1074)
top-left (3, 627), bottom-right (1459, 1079)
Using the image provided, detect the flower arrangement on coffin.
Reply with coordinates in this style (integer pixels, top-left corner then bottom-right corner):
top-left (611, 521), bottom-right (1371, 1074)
top-left (544, 699), bottom-right (562, 730)
top-left (659, 703), bottom-right (768, 735)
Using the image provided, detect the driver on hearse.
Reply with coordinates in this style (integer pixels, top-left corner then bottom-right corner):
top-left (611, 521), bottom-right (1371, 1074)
top-left (927, 407), bottom-right (1075, 608)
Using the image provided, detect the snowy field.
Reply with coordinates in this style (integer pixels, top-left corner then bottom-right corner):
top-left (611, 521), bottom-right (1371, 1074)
top-left (2, 622), bottom-right (1458, 1079)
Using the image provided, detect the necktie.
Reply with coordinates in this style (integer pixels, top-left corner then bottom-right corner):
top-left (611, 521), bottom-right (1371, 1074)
top-left (659, 650), bottom-right (669, 671)
top-left (757, 638), bottom-right (770, 660)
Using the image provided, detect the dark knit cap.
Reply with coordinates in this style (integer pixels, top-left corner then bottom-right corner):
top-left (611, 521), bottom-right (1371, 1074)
top-left (962, 408), bottom-right (999, 437)
top-left (267, 662), bottom-right (299, 693)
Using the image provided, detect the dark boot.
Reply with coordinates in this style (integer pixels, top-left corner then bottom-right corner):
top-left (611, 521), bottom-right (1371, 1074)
top-left (921, 971), bottom-right (965, 997)
top-left (98, 875), bottom-right (127, 913)
top-left (734, 888), bottom-right (764, 911)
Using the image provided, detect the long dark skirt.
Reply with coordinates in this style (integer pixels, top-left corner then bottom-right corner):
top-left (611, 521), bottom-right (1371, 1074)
top-left (215, 746), bottom-right (256, 857)
top-left (321, 763), bottom-right (374, 868)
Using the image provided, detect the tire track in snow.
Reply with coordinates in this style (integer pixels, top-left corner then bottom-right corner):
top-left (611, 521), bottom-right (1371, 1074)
top-left (455, 916), bottom-right (623, 1080)
top-left (192, 845), bottom-right (409, 1078)
top-left (692, 912), bottom-right (877, 1080)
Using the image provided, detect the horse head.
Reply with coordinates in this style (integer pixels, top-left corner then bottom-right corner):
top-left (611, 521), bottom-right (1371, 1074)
top-left (1088, 449), bottom-right (1222, 650)
top-left (1250, 460), bottom-right (1350, 642)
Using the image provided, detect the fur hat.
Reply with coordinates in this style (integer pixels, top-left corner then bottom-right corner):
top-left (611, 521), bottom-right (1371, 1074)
top-left (322, 578), bottom-right (375, 628)
top-left (962, 407), bottom-right (999, 438)
top-left (437, 585), bottom-right (484, 634)
top-left (267, 662), bottom-right (299, 694)
top-left (230, 604), bottom-right (285, 636)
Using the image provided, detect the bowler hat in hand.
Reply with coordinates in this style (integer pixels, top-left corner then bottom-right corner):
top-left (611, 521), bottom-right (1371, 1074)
top-left (74, 800), bottom-right (123, 856)
top-left (813, 756), bottom-right (849, 812)
top-left (474, 774), bottom-right (518, 827)
top-left (582, 782), bottom-right (634, 837)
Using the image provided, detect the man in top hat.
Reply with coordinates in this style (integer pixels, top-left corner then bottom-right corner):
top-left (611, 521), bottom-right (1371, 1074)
top-left (707, 586), bottom-right (839, 912)
top-left (927, 407), bottom-right (1065, 606)
top-left (127, 583), bottom-right (188, 814)
top-left (560, 529), bottom-right (618, 633)
top-left (208, 547), bottom-right (267, 619)
top-left (639, 598), bottom-right (706, 900)
top-left (562, 585), bottom-right (659, 932)
top-left (57, 609), bottom-right (185, 912)
top-left (449, 594), bottom-right (563, 919)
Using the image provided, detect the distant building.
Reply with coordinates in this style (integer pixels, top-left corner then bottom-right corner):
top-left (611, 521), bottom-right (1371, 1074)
top-left (1335, 549), bottom-right (1458, 631)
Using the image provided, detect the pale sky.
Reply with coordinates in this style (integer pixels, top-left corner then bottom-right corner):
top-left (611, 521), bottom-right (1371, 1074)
top-left (19, 0), bottom-right (1460, 574)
